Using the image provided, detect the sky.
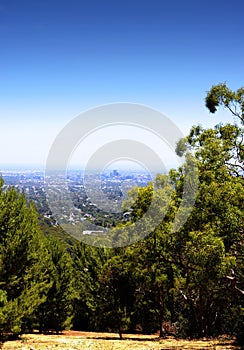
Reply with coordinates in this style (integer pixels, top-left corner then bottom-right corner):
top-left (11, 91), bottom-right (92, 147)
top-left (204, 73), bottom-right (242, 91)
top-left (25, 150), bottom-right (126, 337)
top-left (0, 0), bottom-right (244, 170)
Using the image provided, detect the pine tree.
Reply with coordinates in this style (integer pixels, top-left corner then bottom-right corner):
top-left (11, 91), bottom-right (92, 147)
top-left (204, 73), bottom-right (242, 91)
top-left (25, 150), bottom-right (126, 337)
top-left (0, 180), bottom-right (52, 336)
top-left (35, 237), bottom-right (77, 333)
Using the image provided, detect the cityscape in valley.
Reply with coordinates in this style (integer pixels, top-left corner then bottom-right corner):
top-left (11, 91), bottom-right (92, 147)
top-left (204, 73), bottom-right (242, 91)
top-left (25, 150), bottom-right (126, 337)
top-left (0, 167), bottom-right (153, 232)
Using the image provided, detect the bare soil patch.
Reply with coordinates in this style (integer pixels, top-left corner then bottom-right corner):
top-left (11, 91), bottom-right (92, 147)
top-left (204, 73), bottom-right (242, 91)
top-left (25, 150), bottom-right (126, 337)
top-left (1, 332), bottom-right (240, 350)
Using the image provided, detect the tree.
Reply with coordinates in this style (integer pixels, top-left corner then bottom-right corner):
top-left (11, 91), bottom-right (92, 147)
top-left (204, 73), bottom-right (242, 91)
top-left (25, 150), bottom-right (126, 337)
top-left (118, 174), bottom-right (179, 336)
top-left (97, 252), bottom-right (135, 339)
top-left (205, 82), bottom-right (244, 125)
top-left (0, 180), bottom-right (52, 336)
top-left (72, 243), bottom-right (111, 332)
top-left (174, 84), bottom-right (244, 338)
top-left (205, 83), bottom-right (244, 344)
top-left (35, 237), bottom-right (77, 333)
top-left (205, 82), bottom-right (244, 175)
top-left (116, 83), bottom-right (244, 338)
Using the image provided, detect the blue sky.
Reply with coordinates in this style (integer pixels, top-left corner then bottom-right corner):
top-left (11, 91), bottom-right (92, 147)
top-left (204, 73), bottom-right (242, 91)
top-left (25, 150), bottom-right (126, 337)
top-left (1, 0), bottom-right (244, 168)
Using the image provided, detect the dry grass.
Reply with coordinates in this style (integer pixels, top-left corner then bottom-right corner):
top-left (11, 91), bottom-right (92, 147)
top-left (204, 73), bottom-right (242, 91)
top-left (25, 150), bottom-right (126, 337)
top-left (1, 331), bottom-right (240, 350)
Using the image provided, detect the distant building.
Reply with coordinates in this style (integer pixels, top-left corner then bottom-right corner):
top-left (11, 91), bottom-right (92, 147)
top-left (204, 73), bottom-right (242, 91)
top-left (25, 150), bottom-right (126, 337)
top-left (83, 230), bottom-right (105, 235)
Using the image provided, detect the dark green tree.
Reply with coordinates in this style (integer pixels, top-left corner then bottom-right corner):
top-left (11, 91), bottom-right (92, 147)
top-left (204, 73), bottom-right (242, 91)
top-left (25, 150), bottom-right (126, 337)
top-left (35, 237), bottom-right (77, 333)
top-left (72, 243), bottom-right (111, 332)
top-left (0, 180), bottom-right (52, 336)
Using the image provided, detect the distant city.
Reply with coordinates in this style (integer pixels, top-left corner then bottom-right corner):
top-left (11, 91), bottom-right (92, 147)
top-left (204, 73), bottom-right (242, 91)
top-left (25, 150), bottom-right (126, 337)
top-left (0, 167), bottom-right (153, 233)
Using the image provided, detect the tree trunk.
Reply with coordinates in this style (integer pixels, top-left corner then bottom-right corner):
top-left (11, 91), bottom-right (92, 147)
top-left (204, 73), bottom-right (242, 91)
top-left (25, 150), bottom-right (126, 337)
top-left (118, 326), bottom-right (123, 340)
top-left (158, 307), bottom-right (164, 338)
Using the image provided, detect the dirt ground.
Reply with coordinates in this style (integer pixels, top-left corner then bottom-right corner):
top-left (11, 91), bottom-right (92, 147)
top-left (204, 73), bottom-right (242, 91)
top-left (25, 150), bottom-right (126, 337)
top-left (0, 331), bottom-right (240, 350)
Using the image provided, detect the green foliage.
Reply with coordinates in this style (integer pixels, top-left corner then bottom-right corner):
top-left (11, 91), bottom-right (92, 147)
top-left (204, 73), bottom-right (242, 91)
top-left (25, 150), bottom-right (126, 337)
top-left (97, 252), bottom-right (135, 338)
top-left (205, 82), bottom-right (244, 124)
top-left (35, 237), bottom-right (77, 333)
top-left (72, 243), bottom-right (107, 328)
top-left (0, 181), bottom-right (52, 336)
